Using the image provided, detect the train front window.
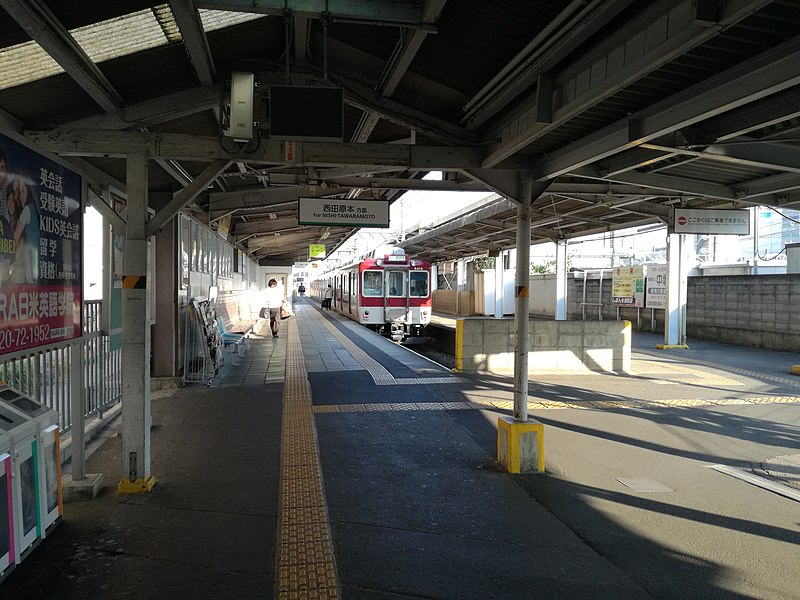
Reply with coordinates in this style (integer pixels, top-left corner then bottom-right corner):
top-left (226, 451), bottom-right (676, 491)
top-left (409, 271), bottom-right (429, 297)
top-left (362, 270), bottom-right (383, 297)
top-left (386, 271), bottom-right (405, 296)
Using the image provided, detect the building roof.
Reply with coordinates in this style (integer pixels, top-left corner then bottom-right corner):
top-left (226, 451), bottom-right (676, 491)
top-left (2, 0), bottom-right (800, 264)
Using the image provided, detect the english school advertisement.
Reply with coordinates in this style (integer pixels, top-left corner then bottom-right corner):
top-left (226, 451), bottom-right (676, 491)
top-left (0, 132), bottom-right (82, 356)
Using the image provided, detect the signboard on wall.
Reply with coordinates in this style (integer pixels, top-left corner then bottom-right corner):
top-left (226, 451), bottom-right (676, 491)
top-left (0, 132), bottom-right (82, 355)
top-left (298, 197), bottom-right (390, 228)
top-left (674, 208), bottom-right (750, 235)
top-left (645, 264), bottom-right (668, 309)
top-left (611, 266), bottom-right (645, 307)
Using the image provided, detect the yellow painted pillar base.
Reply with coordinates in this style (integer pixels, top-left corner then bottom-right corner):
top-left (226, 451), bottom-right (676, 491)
top-left (656, 344), bottom-right (690, 350)
top-left (791, 365), bottom-right (800, 376)
top-left (497, 416), bottom-right (544, 474)
top-left (116, 475), bottom-right (157, 494)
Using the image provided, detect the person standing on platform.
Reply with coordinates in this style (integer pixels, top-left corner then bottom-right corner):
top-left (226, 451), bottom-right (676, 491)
top-left (298, 283), bottom-right (306, 299)
top-left (265, 278), bottom-right (283, 338)
top-left (323, 284), bottom-right (333, 309)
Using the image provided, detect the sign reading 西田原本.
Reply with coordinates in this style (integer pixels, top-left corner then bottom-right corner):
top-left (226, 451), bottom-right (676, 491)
top-left (611, 266), bottom-right (645, 307)
top-left (298, 197), bottom-right (389, 228)
top-left (674, 208), bottom-right (750, 235)
top-left (0, 132), bottom-right (82, 356)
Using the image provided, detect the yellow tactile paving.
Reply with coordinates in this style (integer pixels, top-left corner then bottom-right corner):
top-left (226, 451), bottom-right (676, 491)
top-left (277, 318), bottom-right (340, 600)
top-left (312, 395), bottom-right (800, 413)
top-left (632, 359), bottom-right (743, 386)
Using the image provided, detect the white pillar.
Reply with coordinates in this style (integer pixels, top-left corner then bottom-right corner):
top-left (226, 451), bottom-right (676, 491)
top-left (118, 155), bottom-right (155, 493)
top-left (664, 233), bottom-right (687, 346)
top-left (69, 345), bottom-right (85, 480)
top-left (513, 185), bottom-right (532, 422)
top-left (494, 254), bottom-right (504, 319)
top-left (555, 239), bottom-right (567, 320)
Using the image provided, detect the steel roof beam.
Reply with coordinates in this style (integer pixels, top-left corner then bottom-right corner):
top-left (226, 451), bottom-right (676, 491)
top-left (60, 86), bottom-right (220, 130)
top-left (195, 0), bottom-right (425, 25)
top-left (733, 173), bottom-right (800, 200)
top-left (26, 128), bottom-right (530, 170)
top-left (704, 88), bottom-right (800, 141)
top-left (1, 0), bottom-right (125, 113)
top-left (483, 0), bottom-right (777, 168)
top-left (536, 36), bottom-right (800, 179)
top-left (571, 166), bottom-right (736, 201)
top-left (641, 140), bottom-right (800, 175)
top-left (147, 159), bottom-right (231, 237)
top-left (170, 0), bottom-right (217, 86)
top-left (352, 0), bottom-right (447, 142)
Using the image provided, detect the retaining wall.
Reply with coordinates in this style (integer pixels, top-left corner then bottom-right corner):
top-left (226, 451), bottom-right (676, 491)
top-left (457, 318), bottom-right (630, 375)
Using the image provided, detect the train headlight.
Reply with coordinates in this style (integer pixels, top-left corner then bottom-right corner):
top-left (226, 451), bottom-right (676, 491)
top-left (421, 310), bottom-right (428, 317)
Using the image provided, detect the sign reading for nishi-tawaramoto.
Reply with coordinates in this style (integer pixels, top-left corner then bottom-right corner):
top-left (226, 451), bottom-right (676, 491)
top-left (674, 208), bottom-right (750, 235)
top-left (0, 132), bottom-right (82, 356)
top-left (298, 197), bottom-right (390, 228)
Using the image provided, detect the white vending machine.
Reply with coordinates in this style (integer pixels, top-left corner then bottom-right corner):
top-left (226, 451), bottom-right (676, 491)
top-left (0, 400), bottom-right (39, 562)
top-left (0, 431), bottom-right (14, 579)
top-left (0, 386), bottom-right (62, 538)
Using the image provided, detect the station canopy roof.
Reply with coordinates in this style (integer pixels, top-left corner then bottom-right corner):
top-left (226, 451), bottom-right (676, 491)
top-left (2, 0), bottom-right (800, 265)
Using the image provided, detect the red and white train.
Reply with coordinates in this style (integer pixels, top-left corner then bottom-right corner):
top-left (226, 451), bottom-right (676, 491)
top-left (311, 251), bottom-right (432, 343)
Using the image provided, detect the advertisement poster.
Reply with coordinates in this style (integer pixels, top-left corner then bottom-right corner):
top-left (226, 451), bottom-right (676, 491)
top-left (645, 264), bottom-right (668, 309)
top-left (611, 266), bottom-right (645, 307)
top-left (0, 132), bottom-right (82, 355)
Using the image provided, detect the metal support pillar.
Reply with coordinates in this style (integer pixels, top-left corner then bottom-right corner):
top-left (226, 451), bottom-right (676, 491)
top-left (513, 183), bottom-right (532, 422)
top-left (663, 233), bottom-right (688, 347)
top-left (494, 253), bottom-right (504, 318)
top-left (69, 344), bottom-right (85, 481)
top-left (117, 154), bottom-right (155, 494)
top-left (555, 239), bottom-right (567, 321)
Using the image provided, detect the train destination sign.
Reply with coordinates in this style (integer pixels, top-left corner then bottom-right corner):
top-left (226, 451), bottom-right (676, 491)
top-left (298, 197), bottom-right (390, 228)
top-left (674, 208), bottom-right (750, 235)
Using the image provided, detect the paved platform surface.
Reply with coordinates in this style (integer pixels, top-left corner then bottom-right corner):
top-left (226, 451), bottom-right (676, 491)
top-left (1, 300), bottom-right (798, 599)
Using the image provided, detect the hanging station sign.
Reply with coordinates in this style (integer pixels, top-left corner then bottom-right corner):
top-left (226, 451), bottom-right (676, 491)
top-left (298, 197), bottom-right (390, 228)
top-left (309, 244), bottom-right (326, 259)
top-left (0, 132), bottom-right (82, 355)
top-left (674, 208), bottom-right (750, 235)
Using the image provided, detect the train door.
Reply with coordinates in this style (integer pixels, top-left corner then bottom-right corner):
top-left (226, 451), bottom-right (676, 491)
top-left (384, 270), bottom-right (408, 322)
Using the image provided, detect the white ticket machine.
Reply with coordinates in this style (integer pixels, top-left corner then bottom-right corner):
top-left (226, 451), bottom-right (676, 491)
top-left (0, 400), bottom-right (39, 562)
top-left (0, 431), bottom-right (14, 579)
top-left (0, 387), bottom-right (62, 538)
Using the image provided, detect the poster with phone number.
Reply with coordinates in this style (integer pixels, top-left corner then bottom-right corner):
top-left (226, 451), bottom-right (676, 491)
top-left (0, 132), bottom-right (82, 356)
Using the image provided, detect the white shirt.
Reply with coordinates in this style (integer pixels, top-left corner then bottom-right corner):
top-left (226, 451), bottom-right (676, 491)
top-left (265, 285), bottom-right (284, 308)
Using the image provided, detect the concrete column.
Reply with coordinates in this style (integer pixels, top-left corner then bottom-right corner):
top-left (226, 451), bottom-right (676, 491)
top-left (494, 254), bottom-right (503, 319)
top-left (663, 233), bottom-right (688, 347)
top-left (117, 155), bottom-right (155, 494)
top-left (513, 184), bottom-right (532, 422)
top-left (69, 344), bottom-right (85, 480)
top-left (555, 239), bottom-right (567, 320)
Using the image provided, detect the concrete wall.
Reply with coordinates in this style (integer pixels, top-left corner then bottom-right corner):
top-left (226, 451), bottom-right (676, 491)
top-left (527, 272), bottom-right (800, 352)
top-left (458, 318), bottom-right (630, 375)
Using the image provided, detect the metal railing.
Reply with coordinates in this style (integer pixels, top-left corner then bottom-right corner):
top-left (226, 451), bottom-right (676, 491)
top-left (0, 300), bottom-right (122, 432)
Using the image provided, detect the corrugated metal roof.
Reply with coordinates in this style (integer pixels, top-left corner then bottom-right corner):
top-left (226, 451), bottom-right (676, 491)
top-left (1, 0), bottom-right (799, 264)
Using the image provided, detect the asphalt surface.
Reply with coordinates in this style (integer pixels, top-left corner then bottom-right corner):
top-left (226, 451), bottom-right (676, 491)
top-left (1, 304), bottom-right (798, 599)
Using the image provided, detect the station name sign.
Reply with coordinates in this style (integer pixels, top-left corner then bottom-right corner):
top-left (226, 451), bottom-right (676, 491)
top-left (298, 197), bottom-right (389, 228)
top-left (674, 208), bottom-right (750, 235)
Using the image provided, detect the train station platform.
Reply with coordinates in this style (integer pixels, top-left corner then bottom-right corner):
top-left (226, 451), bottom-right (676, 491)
top-left (1, 301), bottom-right (799, 599)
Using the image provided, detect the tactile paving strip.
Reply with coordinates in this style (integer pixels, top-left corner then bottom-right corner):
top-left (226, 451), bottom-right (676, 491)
top-left (312, 395), bottom-right (800, 413)
top-left (277, 317), bottom-right (340, 600)
top-left (315, 311), bottom-right (464, 386)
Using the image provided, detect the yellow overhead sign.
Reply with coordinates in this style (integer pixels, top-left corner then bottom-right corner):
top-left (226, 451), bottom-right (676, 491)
top-left (309, 244), bottom-right (326, 259)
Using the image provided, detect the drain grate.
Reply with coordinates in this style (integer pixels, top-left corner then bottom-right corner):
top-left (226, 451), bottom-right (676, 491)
top-left (616, 477), bottom-right (673, 492)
